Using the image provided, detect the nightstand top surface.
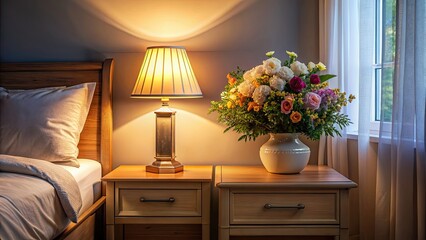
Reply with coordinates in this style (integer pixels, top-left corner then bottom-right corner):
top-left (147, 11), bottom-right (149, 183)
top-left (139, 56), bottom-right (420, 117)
top-left (215, 165), bottom-right (357, 188)
top-left (102, 165), bottom-right (213, 182)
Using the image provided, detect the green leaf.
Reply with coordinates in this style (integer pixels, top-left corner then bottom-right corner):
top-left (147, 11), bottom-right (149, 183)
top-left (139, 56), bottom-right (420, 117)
top-left (319, 74), bottom-right (336, 83)
top-left (223, 126), bottom-right (233, 133)
top-left (238, 135), bottom-right (247, 141)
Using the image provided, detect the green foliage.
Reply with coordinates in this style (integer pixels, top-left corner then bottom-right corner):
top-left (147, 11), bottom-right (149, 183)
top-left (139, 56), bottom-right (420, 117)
top-left (378, 0), bottom-right (396, 122)
top-left (319, 74), bottom-right (336, 83)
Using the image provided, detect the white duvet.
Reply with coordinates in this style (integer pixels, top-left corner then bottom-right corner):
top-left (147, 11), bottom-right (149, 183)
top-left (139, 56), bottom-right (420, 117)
top-left (0, 154), bottom-right (82, 240)
top-left (60, 159), bottom-right (102, 215)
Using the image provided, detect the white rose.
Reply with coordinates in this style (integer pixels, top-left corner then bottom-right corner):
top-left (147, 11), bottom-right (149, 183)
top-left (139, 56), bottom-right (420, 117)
top-left (252, 85), bottom-right (271, 105)
top-left (263, 57), bottom-right (281, 75)
top-left (269, 75), bottom-right (285, 91)
top-left (244, 65), bottom-right (265, 82)
top-left (252, 65), bottom-right (265, 80)
top-left (307, 62), bottom-right (316, 71)
top-left (237, 80), bottom-right (256, 97)
top-left (243, 68), bottom-right (254, 81)
top-left (290, 61), bottom-right (309, 76)
top-left (277, 66), bottom-right (294, 81)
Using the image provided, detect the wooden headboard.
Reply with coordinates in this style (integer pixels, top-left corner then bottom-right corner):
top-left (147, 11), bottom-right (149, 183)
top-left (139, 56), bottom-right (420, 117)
top-left (0, 59), bottom-right (113, 177)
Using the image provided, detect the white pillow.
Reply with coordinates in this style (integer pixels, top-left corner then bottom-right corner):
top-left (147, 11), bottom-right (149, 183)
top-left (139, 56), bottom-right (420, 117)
top-left (0, 83), bottom-right (96, 167)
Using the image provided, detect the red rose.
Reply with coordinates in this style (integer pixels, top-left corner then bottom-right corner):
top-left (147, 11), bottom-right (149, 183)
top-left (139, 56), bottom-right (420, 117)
top-left (289, 76), bottom-right (306, 92)
top-left (310, 74), bottom-right (320, 84)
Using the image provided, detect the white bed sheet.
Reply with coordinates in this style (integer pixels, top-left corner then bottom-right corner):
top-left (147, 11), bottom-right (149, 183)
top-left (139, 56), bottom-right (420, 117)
top-left (60, 159), bottom-right (102, 215)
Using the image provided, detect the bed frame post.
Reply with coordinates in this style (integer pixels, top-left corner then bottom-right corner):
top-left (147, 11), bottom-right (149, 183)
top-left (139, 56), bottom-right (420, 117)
top-left (101, 59), bottom-right (114, 196)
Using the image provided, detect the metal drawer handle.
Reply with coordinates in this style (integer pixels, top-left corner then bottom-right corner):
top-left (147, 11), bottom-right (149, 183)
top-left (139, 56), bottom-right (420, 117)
top-left (264, 203), bottom-right (305, 209)
top-left (140, 197), bottom-right (175, 203)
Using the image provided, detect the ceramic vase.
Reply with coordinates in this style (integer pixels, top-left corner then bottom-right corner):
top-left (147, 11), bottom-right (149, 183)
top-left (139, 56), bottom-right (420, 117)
top-left (259, 133), bottom-right (310, 174)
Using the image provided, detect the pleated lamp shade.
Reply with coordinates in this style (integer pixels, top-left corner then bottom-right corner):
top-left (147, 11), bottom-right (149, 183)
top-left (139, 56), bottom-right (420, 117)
top-left (131, 46), bottom-right (202, 99)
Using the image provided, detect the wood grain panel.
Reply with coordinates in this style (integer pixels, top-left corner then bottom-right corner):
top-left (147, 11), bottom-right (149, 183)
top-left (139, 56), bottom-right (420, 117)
top-left (217, 165), bottom-right (357, 188)
top-left (63, 214), bottom-right (95, 240)
top-left (215, 166), bottom-right (356, 240)
top-left (124, 224), bottom-right (201, 240)
top-left (116, 182), bottom-right (201, 190)
top-left (0, 62), bottom-right (103, 71)
top-left (115, 216), bottom-right (202, 225)
top-left (100, 59), bottom-right (113, 182)
top-left (56, 197), bottom-right (106, 239)
top-left (229, 225), bottom-right (340, 236)
top-left (103, 165), bottom-right (212, 239)
top-left (117, 188), bottom-right (201, 217)
top-left (102, 165), bottom-right (213, 182)
top-left (231, 236), bottom-right (334, 240)
top-left (230, 191), bottom-right (338, 225)
top-left (0, 71), bottom-right (100, 85)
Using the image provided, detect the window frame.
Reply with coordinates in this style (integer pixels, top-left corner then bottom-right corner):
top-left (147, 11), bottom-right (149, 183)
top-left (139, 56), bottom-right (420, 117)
top-left (371, 0), bottom-right (394, 135)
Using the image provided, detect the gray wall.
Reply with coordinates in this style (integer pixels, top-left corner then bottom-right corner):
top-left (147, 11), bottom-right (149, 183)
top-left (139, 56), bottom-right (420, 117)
top-left (1, 0), bottom-right (320, 168)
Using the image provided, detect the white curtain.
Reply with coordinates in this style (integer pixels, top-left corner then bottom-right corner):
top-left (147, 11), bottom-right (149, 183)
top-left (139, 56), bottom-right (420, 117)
top-left (357, 0), bottom-right (377, 239)
top-left (320, 0), bottom-right (426, 239)
top-left (318, 0), bottom-right (359, 177)
top-left (375, 0), bottom-right (426, 239)
top-left (319, 1), bottom-right (375, 238)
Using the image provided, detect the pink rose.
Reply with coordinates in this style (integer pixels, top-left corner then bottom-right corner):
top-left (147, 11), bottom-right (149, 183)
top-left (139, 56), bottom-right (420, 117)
top-left (304, 92), bottom-right (321, 110)
top-left (281, 97), bottom-right (294, 114)
top-left (310, 74), bottom-right (320, 84)
top-left (289, 76), bottom-right (306, 92)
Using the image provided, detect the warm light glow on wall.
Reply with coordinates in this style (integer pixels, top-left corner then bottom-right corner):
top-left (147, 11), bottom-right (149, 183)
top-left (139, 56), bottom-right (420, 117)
top-left (74, 0), bottom-right (255, 41)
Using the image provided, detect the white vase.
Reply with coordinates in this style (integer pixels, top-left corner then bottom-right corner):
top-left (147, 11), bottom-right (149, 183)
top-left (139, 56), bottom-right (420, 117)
top-left (259, 133), bottom-right (310, 174)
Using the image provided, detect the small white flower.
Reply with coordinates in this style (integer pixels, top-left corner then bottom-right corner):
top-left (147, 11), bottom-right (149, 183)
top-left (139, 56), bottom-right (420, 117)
top-left (290, 61), bottom-right (309, 76)
top-left (252, 85), bottom-right (271, 105)
top-left (307, 62), bottom-right (316, 71)
top-left (237, 80), bottom-right (256, 97)
top-left (317, 62), bottom-right (327, 71)
top-left (265, 51), bottom-right (275, 57)
top-left (286, 50), bottom-right (298, 58)
top-left (220, 91), bottom-right (226, 99)
top-left (263, 57), bottom-right (281, 75)
top-left (269, 75), bottom-right (285, 91)
top-left (277, 66), bottom-right (294, 81)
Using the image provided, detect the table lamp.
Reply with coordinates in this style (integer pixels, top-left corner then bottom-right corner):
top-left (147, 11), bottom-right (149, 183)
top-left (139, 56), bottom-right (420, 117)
top-left (131, 46), bottom-right (202, 173)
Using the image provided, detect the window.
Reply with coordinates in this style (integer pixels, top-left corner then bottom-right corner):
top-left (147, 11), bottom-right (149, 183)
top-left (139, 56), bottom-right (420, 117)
top-left (373, 0), bottom-right (396, 123)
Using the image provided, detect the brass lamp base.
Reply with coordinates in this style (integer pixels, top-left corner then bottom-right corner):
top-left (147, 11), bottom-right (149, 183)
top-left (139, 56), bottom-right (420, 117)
top-left (146, 159), bottom-right (184, 173)
top-left (146, 99), bottom-right (184, 174)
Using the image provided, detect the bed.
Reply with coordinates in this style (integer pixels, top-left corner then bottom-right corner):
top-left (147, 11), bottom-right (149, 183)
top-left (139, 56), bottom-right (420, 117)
top-left (0, 59), bottom-right (113, 240)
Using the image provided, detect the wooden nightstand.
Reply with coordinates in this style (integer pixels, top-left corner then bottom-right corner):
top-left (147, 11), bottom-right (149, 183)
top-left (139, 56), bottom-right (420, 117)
top-left (215, 165), bottom-right (357, 240)
top-left (102, 165), bottom-right (212, 240)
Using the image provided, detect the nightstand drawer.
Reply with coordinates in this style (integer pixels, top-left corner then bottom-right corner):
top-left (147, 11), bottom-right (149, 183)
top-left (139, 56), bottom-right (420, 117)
top-left (230, 191), bottom-right (338, 225)
top-left (104, 166), bottom-right (212, 240)
top-left (116, 184), bottom-right (202, 217)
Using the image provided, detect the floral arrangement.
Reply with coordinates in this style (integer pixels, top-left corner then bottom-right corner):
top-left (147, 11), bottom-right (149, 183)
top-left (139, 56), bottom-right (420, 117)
top-left (209, 51), bottom-right (355, 141)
